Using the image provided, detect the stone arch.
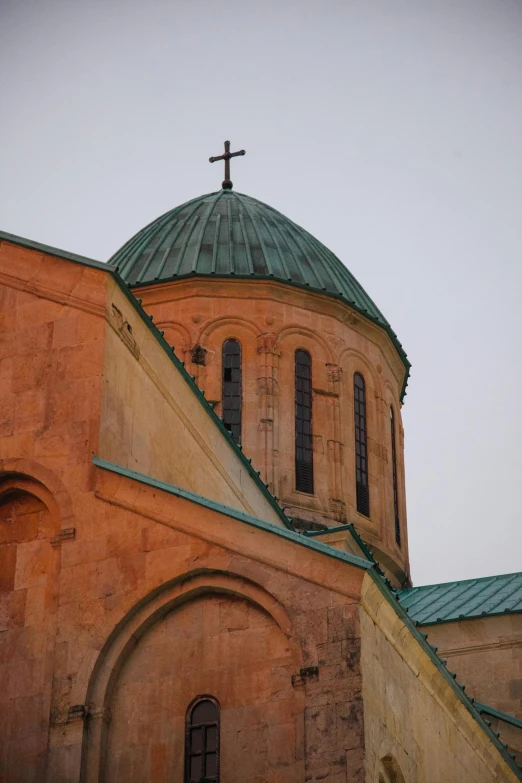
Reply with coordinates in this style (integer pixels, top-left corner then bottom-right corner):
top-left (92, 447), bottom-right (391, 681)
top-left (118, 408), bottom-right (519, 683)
top-left (338, 348), bottom-right (386, 534)
top-left (0, 457), bottom-right (74, 531)
top-left (155, 319), bottom-right (191, 341)
top-left (81, 569), bottom-right (299, 782)
top-left (378, 753), bottom-right (407, 783)
top-left (275, 326), bottom-right (333, 510)
top-left (156, 321), bottom-right (192, 361)
top-left (195, 319), bottom-right (262, 454)
top-left (0, 462), bottom-right (66, 781)
top-left (198, 314), bottom-right (262, 342)
top-left (277, 324), bottom-right (334, 365)
top-left (338, 347), bottom-right (382, 395)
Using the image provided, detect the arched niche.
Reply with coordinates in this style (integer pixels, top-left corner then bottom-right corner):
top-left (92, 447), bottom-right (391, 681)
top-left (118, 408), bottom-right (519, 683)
top-left (338, 350), bottom-right (385, 528)
top-left (378, 753), bottom-right (407, 783)
top-left (276, 328), bottom-right (332, 511)
top-left (155, 320), bottom-right (192, 360)
top-left (194, 319), bottom-right (262, 458)
top-left (82, 571), bottom-right (302, 783)
top-left (0, 469), bottom-right (62, 782)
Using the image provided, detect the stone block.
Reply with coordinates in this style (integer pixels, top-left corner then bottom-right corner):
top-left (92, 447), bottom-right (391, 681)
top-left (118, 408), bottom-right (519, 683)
top-left (14, 539), bottom-right (51, 589)
top-left (0, 543), bottom-right (17, 592)
top-left (0, 587), bottom-right (27, 631)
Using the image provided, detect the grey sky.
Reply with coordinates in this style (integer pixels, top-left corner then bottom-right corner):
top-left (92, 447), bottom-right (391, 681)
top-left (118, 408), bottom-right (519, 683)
top-left (1, 0), bottom-right (521, 585)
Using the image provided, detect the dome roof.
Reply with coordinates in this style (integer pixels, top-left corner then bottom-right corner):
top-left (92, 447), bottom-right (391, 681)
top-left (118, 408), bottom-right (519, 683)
top-left (109, 189), bottom-right (410, 394)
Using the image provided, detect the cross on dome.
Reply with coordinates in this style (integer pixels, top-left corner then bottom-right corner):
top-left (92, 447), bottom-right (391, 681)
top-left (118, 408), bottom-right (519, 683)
top-left (209, 140), bottom-right (246, 190)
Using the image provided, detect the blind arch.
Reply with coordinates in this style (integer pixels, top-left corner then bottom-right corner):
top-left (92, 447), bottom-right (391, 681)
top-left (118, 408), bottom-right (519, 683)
top-left (185, 697), bottom-right (220, 782)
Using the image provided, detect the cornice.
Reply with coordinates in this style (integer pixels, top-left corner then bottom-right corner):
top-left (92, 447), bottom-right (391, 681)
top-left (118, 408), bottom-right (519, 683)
top-left (135, 277), bottom-right (408, 401)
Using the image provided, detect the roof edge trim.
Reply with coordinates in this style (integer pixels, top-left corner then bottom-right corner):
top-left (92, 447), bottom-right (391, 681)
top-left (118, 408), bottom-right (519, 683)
top-left (92, 456), bottom-right (373, 572)
top-left (475, 703), bottom-right (522, 731)
top-left (0, 229), bottom-right (108, 271)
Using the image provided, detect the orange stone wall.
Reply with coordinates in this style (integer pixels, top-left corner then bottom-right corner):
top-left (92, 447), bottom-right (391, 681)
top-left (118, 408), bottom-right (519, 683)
top-left (0, 240), bottom-right (367, 782)
top-left (0, 489), bottom-right (56, 780)
top-left (2, 237), bottom-right (517, 782)
top-left (105, 593), bottom-right (305, 782)
top-left (136, 277), bottom-right (410, 583)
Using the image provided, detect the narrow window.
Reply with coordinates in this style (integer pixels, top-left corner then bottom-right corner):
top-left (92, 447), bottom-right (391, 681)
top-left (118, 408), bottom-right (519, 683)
top-left (354, 373), bottom-right (370, 516)
top-left (295, 349), bottom-right (314, 493)
top-left (222, 339), bottom-right (241, 444)
top-left (390, 406), bottom-right (401, 547)
top-left (185, 698), bottom-right (220, 783)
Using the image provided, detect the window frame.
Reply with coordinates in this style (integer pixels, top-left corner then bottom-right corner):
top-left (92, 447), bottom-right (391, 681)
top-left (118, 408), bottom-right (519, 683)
top-left (184, 696), bottom-right (220, 783)
top-left (295, 348), bottom-right (314, 494)
top-left (221, 338), bottom-right (242, 445)
top-left (354, 372), bottom-right (370, 517)
top-left (390, 405), bottom-right (401, 547)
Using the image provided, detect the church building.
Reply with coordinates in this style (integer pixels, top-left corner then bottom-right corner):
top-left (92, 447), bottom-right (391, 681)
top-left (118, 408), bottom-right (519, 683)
top-left (0, 144), bottom-right (521, 781)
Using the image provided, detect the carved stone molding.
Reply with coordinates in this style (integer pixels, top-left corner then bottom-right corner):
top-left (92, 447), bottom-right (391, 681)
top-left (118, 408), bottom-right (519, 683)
top-left (257, 377), bottom-right (279, 396)
top-left (50, 527), bottom-right (76, 548)
top-left (326, 363), bottom-right (342, 383)
top-left (257, 333), bottom-right (279, 354)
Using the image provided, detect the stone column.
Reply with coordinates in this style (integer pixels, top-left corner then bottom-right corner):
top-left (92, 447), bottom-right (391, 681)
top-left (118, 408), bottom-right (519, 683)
top-left (325, 363), bottom-right (346, 523)
top-left (256, 333), bottom-right (280, 495)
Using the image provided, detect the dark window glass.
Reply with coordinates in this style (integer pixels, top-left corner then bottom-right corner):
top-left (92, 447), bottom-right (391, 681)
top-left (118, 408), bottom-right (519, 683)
top-left (185, 698), bottom-right (220, 783)
top-left (295, 350), bottom-right (314, 493)
top-left (390, 406), bottom-right (401, 547)
top-left (222, 340), bottom-right (241, 444)
top-left (354, 373), bottom-right (370, 517)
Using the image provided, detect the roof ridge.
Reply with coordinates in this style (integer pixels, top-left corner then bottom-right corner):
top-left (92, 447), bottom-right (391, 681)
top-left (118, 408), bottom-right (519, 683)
top-left (401, 570), bottom-right (522, 594)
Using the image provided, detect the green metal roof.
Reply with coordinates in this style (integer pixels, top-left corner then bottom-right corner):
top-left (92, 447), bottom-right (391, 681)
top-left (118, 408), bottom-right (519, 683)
top-left (108, 190), bottom-right (410, 398)
top-left (398, 571), bottom-right (522, 625)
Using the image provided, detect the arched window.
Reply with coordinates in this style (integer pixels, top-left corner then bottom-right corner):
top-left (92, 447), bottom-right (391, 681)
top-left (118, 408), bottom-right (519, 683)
top-left (185, 697), bottom-right (220, 782)
top-left (295, 349), bottom-right (314, 494)
top-left (390, 406), bottom-right (401, 547)
top-left (222, 339), bottom-right (242, 444)
top-left (354, 373), bottom-right (370, 516)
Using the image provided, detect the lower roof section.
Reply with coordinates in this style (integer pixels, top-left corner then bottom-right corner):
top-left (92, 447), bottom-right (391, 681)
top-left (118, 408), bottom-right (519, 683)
top-left (398, 571), bottom-right (522, 625)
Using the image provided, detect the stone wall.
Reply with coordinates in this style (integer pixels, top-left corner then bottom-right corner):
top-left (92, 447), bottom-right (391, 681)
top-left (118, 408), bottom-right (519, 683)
top-left (100, 279), bottom-right (284, 526)
top-left (136, 277), bottom-right (410, 584)
top-left (0, 490), bottom-right (56, 780)
top-left (360, 574), bottom-right (521, 783)
top-left (423, 614), bottom-right (522, 719)
top-left (105, 593), bottom-right (304, 781)
top-left (75, 467), bottom-right (367, 783)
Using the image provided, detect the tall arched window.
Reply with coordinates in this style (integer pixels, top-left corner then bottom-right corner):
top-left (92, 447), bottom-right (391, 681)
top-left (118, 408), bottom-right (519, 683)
top-left (222, 339), bottom-right (242, 444)
top-left (354, 373), bottom-right (370, 517)
top-left (185, 697), bottom-right (220, 782)
top-left (390, 406), bottom-right (401, 547)
top-left (295, 349), bottom-right (314, 494)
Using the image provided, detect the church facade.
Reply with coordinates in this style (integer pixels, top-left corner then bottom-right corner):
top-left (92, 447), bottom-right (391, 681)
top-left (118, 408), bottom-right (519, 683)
top-left (0, 175), bottom-right (521, 781)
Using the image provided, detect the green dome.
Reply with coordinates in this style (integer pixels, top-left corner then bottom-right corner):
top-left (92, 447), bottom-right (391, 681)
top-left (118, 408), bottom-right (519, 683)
top-left (109, 189), bottom-right (410, 395)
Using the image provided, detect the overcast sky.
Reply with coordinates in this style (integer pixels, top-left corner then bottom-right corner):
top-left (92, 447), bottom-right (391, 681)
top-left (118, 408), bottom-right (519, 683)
top-left (1, 0), bottom-right (521, 586)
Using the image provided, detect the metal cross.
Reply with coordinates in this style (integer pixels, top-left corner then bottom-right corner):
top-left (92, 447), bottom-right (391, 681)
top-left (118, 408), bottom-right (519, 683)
top-left (209, 140), bottom-right (246, 190)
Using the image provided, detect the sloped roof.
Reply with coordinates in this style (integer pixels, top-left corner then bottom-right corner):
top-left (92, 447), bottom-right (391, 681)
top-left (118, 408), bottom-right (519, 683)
top-left (398, 571), bottom-right (522, 625)
top-left (108, 190), bottom-right (410, 398)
